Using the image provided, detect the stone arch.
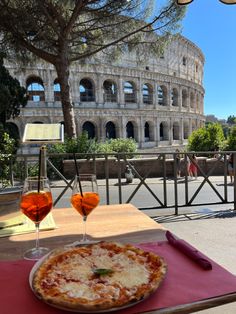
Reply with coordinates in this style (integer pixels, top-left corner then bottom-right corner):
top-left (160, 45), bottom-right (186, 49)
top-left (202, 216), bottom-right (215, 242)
top-left (80, 78), bottom-right (95, 102)
top-left (144, 122), bottom-right (150, 141)
top-left (171, 87), bottom-right (178, 107)
top-left (160, 121), bottom-right (168, 141)
top-left (173, 122), bottom-right (180, 140)
top-left (124, 81), bottom-right (136, 103)
top-left (103, 80), bottom-right (117, 103)
top-left (144, 121), bottom-right (154, 141)
top-left (182, 89), bottom-right (188, 108)
top-left (82, 121), bottom-right (96, 139)
top-left (192, 120), bottom-right (197, 132)
top-left (5, 122), bottom-right (20, 140)
top-left (183, 121), bottom-right (189, 139)
top-left (190, 91), bottom-right (195, 109)
top-left (126, 121), bottom-right (134, 139)
top-left (26, 76), bottom-right (45, 101)
top-left (54, 78), bottom-right (61, 101)
top-left (143, 83), bottom-right (153, 104)
top-left (157, 85), bottom-right (167, 106)
top-left (105, 121), bottom-right (116, 139)
top-left (196, 94), bottom-right (200, 111)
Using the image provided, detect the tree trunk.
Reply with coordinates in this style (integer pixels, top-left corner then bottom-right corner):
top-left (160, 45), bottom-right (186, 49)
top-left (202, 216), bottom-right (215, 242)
top-left (55, 58), bottom-right (77, 139)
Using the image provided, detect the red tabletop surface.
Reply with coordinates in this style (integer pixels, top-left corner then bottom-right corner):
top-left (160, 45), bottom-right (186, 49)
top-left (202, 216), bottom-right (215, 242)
top-left (1, 241), bottom-right (236, 314)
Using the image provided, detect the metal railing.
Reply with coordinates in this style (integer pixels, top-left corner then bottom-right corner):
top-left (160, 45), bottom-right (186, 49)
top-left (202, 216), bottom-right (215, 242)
top-left (1, 151), bottom-right (236, 214)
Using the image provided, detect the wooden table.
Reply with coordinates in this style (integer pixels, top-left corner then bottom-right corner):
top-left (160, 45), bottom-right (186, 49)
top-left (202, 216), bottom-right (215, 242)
top-left (1, 203), bottom-right (236, 313)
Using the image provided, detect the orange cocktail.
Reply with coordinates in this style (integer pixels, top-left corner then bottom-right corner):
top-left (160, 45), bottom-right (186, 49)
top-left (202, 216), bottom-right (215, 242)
top-left (71, 192), bottom-right (100, 217)
top-left (20, 176), bottom-right (53, 261)
top-left (20, 191), bottom-right (53, 223)
top-left (71, 174), bottom-right (100, 243)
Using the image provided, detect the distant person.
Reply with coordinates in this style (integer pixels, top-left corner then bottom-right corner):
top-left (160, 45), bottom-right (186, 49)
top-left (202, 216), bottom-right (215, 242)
top-left (189, 154), bottom-right (198, 180)
top-left (228, 153), bottom-right (234, 184)
top-left (175, 149), bottom-right (181, 178)
top-left (186, 155), bottom-right (191, 178)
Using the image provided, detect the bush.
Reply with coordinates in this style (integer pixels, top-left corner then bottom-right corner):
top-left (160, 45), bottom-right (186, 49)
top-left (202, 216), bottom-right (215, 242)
top-left (47, 132), bottom-right (99, 178)
top-left (188, 123), bottom-right (225, 153)
top-left (97, 138), bottom-right (137, 158)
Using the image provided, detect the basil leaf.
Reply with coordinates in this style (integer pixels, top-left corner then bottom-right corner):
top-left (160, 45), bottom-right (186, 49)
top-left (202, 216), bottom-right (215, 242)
top-left (93, 268), bottom-right (114, 275)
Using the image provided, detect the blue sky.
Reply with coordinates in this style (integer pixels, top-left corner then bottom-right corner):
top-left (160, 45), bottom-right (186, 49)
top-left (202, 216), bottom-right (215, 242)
top-left (180, 0), bottom-right (236, 120)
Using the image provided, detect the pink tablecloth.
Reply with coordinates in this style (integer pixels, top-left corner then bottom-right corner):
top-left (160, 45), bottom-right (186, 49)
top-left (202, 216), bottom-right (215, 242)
top-left (1, 241), bottom-right (236, 314)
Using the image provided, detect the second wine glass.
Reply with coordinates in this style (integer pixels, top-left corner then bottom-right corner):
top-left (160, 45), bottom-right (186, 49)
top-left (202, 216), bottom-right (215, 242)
top-left (71, 174), bottom-right (100, 243)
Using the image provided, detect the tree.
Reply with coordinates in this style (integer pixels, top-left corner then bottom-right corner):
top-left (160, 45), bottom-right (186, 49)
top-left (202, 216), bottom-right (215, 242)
top-left (0, 53), bottom-right (27, 127)
top-left (188, 123), bottom-right (225, 152)
top-left (227, 125), bottom-right (236, 151)
top-left (0, 0), bottom-right (185, 138)
top-left (227, 115), bottom-right (236, 125)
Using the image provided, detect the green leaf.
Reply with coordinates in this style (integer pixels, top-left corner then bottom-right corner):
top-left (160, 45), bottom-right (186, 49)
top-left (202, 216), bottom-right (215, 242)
top-left (92, 268), bottom-right (114, 276)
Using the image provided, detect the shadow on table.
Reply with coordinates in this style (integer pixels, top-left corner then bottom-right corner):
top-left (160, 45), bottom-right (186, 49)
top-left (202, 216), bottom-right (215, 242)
top-left (1, 228), bottom-right (166, 260)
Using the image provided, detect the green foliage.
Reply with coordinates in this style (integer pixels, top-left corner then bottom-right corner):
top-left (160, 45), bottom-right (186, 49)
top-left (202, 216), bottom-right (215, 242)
top-left (227, 115), bottom-right (236, 125)
top-left (0, 54), bottom-right (27, 126)
top-left (188, 123), bottom-right (225, 152)
top-left (0, 127), bottom-right (16, 188)
top-left (226, 125), bottom-right (236, 151)
top-left (47, 135), bottom-right (137, 178)
top-left (97, 138), bottom-right (137, 158)
top-left (47, 132), bottom-right (99, 178)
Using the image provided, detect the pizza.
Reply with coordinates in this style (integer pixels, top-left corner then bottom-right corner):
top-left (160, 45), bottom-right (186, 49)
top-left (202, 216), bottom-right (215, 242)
top-left (31, 241), bottom-right (167, 312)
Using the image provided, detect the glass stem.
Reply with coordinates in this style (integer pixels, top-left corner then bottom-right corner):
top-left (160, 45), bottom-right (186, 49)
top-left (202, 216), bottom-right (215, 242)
top-left (35, 222), bottom-right (40, 250)
top-left (82, 216), bottom-right (87, 242)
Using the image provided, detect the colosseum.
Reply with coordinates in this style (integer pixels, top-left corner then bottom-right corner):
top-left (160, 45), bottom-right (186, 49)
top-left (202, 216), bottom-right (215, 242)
top-left (6, 34), bottom-right (205, 153)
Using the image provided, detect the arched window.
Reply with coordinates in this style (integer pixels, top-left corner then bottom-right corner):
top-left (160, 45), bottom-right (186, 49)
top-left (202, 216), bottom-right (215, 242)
top-left (143, 84), bottom-right (153, 104)
top-left (80, 79), bottom-right (95, 102)
top-left (54, 79), bottom-right (61, 101)
top-left (157, 85), bottom-right (167, 106)
top-left (192, 121), bottom-right (196, 132)
top-left (173, 122), bottom-right (180, 140)
top-left (82, 121), bottom-right (95, 139)
top-left (182, 89), bottom-right (188, 108)
top-left (160, 122), bottom-right (168, 141)
top-left (144, 122), bottom-right (150, 141)
top-left (171, 88), bottom-right (178, 107)
top-left (182, 56), bottom-right (187, 66)
top-left (124, 81), bottom-right (136, 103)
top-left (190, 92), bottom-right (195, 109)
top-left (26, 77), bottom-right (45, 101)
top-left (103, 80), bottom-right (117, 103)
top-left (196, 94), bottom-right (200, 111)
top-left (126, 122), bottom-right (134, 138)
top-left (106, 121), bottom-right (116, 139)
top-left (183, 122), bottom-right (189, 139)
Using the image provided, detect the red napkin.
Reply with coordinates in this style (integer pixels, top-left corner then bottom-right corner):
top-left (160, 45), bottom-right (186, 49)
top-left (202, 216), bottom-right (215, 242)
top-left (166, 230), bottom-right (212, 270)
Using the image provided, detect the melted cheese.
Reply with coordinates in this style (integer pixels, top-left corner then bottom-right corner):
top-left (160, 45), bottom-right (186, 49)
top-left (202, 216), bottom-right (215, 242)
top-left (44, 245), bottom-right (151, 301)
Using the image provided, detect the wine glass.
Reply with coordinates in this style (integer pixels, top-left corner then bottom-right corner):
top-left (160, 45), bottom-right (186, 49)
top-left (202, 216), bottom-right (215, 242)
top-left (71, 174), bottom-right (100, 243)
top-left (20, 176), bottom-right (53, 260)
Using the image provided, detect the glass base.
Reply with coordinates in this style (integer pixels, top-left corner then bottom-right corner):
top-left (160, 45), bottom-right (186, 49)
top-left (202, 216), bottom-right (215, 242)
top-left (23, 247), bottom-right (49, 261)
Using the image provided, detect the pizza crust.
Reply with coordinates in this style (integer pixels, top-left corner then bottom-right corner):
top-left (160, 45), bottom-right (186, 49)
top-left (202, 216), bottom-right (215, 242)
top-left (31, 241), bottom-right (167, 312)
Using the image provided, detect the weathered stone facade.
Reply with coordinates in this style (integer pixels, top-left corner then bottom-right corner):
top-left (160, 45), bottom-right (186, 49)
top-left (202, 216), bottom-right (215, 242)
top-left (6, 35), bottom-right (205, 153)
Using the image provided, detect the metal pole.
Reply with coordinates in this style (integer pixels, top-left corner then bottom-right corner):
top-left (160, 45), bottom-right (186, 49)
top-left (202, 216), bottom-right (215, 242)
top-left (40, 145), bottom-right (47, 177)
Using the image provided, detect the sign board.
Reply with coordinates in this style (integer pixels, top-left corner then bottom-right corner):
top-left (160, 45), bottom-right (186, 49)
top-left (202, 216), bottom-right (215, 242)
top-left (22, 123), bottom-right (64, 144)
